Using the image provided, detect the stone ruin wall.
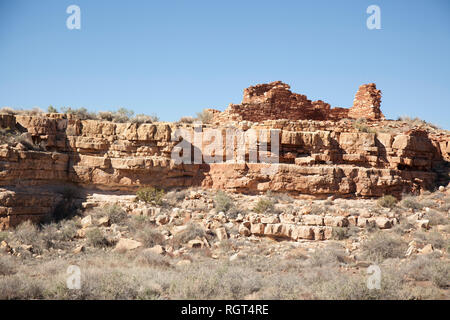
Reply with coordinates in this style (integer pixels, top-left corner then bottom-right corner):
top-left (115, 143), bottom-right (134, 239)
top-left (210, 81), bottom-right (383, 123)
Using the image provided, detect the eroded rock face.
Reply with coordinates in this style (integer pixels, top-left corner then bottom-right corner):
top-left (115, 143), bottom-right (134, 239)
top-left (0, 82), bottom-right (448, 228)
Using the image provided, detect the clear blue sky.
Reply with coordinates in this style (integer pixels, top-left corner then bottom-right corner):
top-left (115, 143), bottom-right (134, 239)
top-left (1, 0), bottom-right (449, 129)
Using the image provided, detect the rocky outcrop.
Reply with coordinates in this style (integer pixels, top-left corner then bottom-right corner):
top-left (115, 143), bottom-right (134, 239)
top-left (0, 82), bottom-right (448, 228)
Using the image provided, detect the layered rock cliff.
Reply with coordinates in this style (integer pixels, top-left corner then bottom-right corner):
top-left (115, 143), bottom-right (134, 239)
top-left (0, 82), bottom-right (448, 229)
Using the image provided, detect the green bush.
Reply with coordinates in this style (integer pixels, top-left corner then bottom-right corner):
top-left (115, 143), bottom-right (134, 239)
top-left (86, 228), bottom-right (112, 248)
top-left (60, 107), bottom-right (97, 120)
top-left (214, 191), bottom-right (234, 213)
top-left (353, 119), bottom-right (376, 133)
top-left (136, 187), bottom-right (165, 205)
top-left (91, 205), bottom-right (127, 224)
top-left (253, 198), bottom-right (275, 214)
top-left (47, 105), bottom-right (58, 113)
top-left (377, 195), bottom-right (398, 208)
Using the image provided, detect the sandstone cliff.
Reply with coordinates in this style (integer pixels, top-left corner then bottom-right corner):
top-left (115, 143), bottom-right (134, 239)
top-left (0, 82), bottom-right (448, 228)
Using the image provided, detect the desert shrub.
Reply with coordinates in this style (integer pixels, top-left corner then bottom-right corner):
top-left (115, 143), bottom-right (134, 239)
top-left (309, 204), bottom-right (326, 215)
top-left (165, 189), bottom-right (187, 206)
top-left (423, 210), bottom-right (448, 226)
top-left (0, 255), bottom-right (15, 276)
top-left (137, 226), bottom-right (165, 248)
top-left (20, 107), bottom-right (44, 116)
top-left (253, 197), bottom-right (275, 214)
top-left (61, 107), bottom-right (97, 120)
top-left (365, 220), bottom-right (380, 233)
top-left (99, 108), bottom-right (158, 124)
top-left (0, 128), bottom-right (21, 146)
top-left (305, 244), bottom-right (349, 267)
top-left (0, 231), bottom-right (9, 242)
top-left (214, 191), bottom-right (234, 213)
top-left (97, 111), bottom-right (113, 121)
top-left (428, 260), bottom-right (450, 288)
top-left (137, 250), bottom-right (171, 268)
top-left (112, 107), bottom-right (134, 123)
top-left (58, 219), bottom-right (79, 241)
top-left (361, 232), bottom-right (407, 262)
top-left (271, 192), bottom-right (294, 203)
top-left (172, 223), bottom-right (205, 247)
top-left (131, 113), bottom-right (156, 124)
top-left (0, 107), bottom-right (44, 116)
top-left (0, 107), bottom-right (17, 115)
top-left (397, 116), bottom-right (439, 130)
top-left (392, 220), bottom-right (415, 235)
top-left (40, 223), bottom-right (66, 249)
top-left (405, 254), bottom-right (449, 288)
top-left (12, 220), bottom-right (77, 253)
top-left (50, 268), bottom-right (146, 300)
top-left (47, 105), bottom-right (58, 113)
top-left (136, 187), bottom-right (165, 206)
top-left (414, 230), bottom-right (448, 249)
top-left (311, 264), bottom-right (410, 300)
top-left (86, 228), bottom-right (112, 248)
top-left (178, 116), bottom-right (194, 124)
top-left (332, 226), bottom-right (359, 240)
top-left (353, 118), bottom-right (376, 133)
top-left (18, 134), bottom-right (41, 150)
top-left (11, 220), bottom-right (46, 254)
top-left (168, 261), bottom-right (262, 299)
top-left (401, 195), bottom-right (427, 210)
top-left (0, 276), bottom-right (44, 299)
top-left (195, 109), bottom-right (213, 124)
top-left (91, 205), bottom-right (127, 225)
top-left (377, 195), bottom-right (397, 208)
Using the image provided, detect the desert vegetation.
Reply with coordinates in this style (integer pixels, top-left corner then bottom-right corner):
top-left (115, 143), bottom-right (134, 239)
top-left (0, 106), bottom-right (159, 124)
top-left (0, 186), bottom-right (448, 300)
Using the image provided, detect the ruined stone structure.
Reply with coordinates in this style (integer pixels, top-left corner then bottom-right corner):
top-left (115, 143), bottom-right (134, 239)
top-left (348, 83), bottom-right (384, 120)
top-left (210, 81), bottom-right (384, 123)
top-left (0, 82), bottom-right (448, 229)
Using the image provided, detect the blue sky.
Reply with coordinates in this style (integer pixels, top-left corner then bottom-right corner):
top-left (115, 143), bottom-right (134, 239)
top-left (1, 0), bottom-right (449, 128)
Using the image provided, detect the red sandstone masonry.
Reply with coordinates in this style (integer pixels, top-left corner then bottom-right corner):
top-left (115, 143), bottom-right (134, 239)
top-left (211, 81), bottom-right (384, 123)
